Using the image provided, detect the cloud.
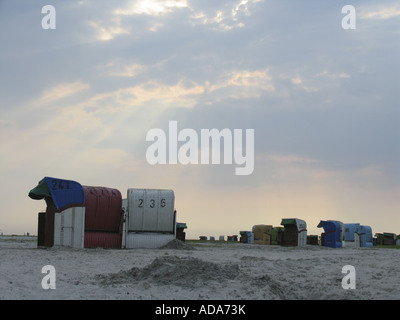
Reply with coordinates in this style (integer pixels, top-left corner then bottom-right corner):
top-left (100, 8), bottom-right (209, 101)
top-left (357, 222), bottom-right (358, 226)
top-left (78, 68), bottom-right (276, 114)
top-left (288, 75), bottom-right (318, 93)
top-left (190, 0), bottom-right (263, 31)
top-left (315, 70), bottom-right (351, 79)
top-left (207, 69), bottom-right (275, 97)
top-left (360, 4), bottom-right (400, 20)
top-left (122, 80), bottom-right (205, 108)
top-left (114, 0), bottom-right (189, 16)
top-left (108, 64), bottom-right (146, 78)
top-left (80, 79), bottom-right (205, 112)
top-left (190, 10), bottom-right (243, 31)
top-left (36, 81), bottom-right (90, 105)
top-left (89, 17), bottom-right (130, 41)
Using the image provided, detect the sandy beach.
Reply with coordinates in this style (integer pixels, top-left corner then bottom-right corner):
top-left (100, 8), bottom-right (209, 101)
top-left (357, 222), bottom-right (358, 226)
top-left (1, 235), bottom-right (399, 300)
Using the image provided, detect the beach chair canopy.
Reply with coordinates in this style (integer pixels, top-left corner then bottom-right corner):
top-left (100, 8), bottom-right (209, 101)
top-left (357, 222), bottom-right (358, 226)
top-left (127, 188), bottom-right (175, 233)
top-left (83, 186), bottom-right (122, 233)
top-left (280, 218), bottom-right (307, 246)
top-left (356, 225), bottom-right (373, 247)
top-left (317, 220), bottom-right (342, 248)
top-left (176, 222), bottom-right (187, 229)
top-left (281, 218), bottom-right (307, 231)
top-left (29, 177), bottom-right (85, 211)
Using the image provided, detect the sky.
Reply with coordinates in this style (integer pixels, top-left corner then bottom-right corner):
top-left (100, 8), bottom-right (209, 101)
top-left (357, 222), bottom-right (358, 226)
top-left (0, 0), bottom-right (399, 239)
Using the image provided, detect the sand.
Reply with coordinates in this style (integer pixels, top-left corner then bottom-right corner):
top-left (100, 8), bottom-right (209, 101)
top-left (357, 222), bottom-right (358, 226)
top-left (0, 235), bottom-right (399, 300)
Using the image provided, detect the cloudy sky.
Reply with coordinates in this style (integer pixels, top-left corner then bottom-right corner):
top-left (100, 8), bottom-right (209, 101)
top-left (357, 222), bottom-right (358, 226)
top-left (0, 0), bottom-right (399, 238)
